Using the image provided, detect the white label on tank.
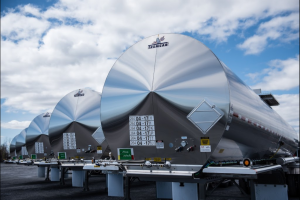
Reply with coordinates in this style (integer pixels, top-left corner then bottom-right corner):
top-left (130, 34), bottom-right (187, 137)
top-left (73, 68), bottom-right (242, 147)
top-left (156, 141), bottom-right (164, 149)
top-left (129, 115), bottom-right (156, 146)
top-left (21, 146), bottom-right (28, 155)
top-left (76, 148), bottom-right (81, 153)
top-left (200, 145), bottom-right (211, 152)
top-left (35, 142), bottom-right (44, 153)
top-left (63, 133), bottom-right (76, 150)
top-left (181, 136), bottom-right (187, 139)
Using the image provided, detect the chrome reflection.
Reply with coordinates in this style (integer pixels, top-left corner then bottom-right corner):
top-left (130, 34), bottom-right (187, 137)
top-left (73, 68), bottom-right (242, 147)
top-left (26, 112), bottom-right (52, 158)
top-left (101, 34), bottom-right (230, 165)
top-left (9, 136), bottom-right (18, 156)
top-left (15, 128), bottom-right (27, 156)
top-left (49, 88), bottom-right (108, 159)
top-left (101, 33), bottom-right (298, 165)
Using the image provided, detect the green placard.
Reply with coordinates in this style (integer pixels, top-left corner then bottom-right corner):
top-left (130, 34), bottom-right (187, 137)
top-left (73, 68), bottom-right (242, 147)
top-left (12, 157), bottom-right (16, 160)
top-left (19, 155), bottom-right (23, 159)
top-left (31, 154), bottom-right (37, 159)
top-left (118, 149), bottom-right (133, 160)
top-left (58, 152), bottom-right (66, 159)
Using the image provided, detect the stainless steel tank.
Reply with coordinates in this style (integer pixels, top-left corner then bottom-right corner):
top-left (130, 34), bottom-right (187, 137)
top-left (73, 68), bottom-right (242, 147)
top-left (15, 128), bottom-right (27, 158)
top-left (48, 88), bottom-right (109, 160)
top-left (26, 112), bottom-right (52, 159)
top-left (100, 33), bottom-right (298, 165)
top-left (9, 136), bottom-right (18, 157)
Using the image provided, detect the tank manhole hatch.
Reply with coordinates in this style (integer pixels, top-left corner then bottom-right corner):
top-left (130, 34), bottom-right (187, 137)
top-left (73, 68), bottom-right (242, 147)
top-left (187, 99), bottom-right (224, 134)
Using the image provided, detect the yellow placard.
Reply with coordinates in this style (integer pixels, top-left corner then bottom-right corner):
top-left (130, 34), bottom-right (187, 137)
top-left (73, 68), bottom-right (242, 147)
top-left (75, 156), bottom-right (79, 159)
top-left (165, 158), bottom-right (172, 161)
top-left (219, 149), bottom-right (224, 153)
top-left (201, 137), bottom-right (210, 145)
top-left (71, 157), bottom-right (75, 159)
top-left (97, 146), bottom-right (102, 150)
top-left (80, 157), bottom-right (84, 159)
top-left (154, 157), bottom-right (162, 162)
top-left (145, 158), bottom-right (151, 161)
top-left (94, 165), bottom-right (100, 168)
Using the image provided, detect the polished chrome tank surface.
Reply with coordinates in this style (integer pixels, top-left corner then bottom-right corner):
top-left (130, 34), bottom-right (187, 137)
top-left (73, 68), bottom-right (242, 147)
top-left (48, 88), bottom-right (108, 159)
top-left (9, 136), bottom-right (18, 156)
top-left (101, 33), bottom-right (298, 165)
top-left (15, 128), bottom-right (27, 156)
top-left (26, 113), bottom-right (52, 159)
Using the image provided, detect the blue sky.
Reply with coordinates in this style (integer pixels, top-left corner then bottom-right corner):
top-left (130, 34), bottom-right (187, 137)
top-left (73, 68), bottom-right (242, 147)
top-left (1, 0), bottom-right (299, 145)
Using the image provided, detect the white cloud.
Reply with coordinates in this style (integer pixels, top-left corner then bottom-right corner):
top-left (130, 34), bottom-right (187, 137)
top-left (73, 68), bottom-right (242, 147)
top-left (249, 55), bottom-right (299, 91)
top-left (237, 13), bottom-right (299, 55)
top-left (1, 120), bottom-right (31, 129)
top-left (1, 12), bottom-right (50, 41)
top-left (19, 4), bottom-right (42, 17)
top-left (273, 94), bottom-right (299, 133)
top-left (1, 0), bottom-right (299, 114)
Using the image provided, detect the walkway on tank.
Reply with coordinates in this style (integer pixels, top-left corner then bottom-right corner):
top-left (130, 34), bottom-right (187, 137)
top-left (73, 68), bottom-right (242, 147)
top-left (1, 163), bottom-right (298, 200)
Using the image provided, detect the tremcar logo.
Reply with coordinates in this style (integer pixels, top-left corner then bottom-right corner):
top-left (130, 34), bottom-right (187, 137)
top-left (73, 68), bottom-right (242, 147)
top-left (74, 89), bottom-right (84, 97)
top-left (148, 35), bottom-right (169, 49)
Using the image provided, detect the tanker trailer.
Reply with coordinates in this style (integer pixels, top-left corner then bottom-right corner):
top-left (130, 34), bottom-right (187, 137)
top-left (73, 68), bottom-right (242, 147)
top-left (47, 88), bottom-right (109, 186)
top-left (98, 34), bottom-right (299, 199)
top-left (25, 112), bottom-right (53, 177)
top-left (26, 112), bottom-right (52, 160)
top-left (15, 128), bottom-right (28, 160)
top-left (8, 136), bottom-right (18, 162)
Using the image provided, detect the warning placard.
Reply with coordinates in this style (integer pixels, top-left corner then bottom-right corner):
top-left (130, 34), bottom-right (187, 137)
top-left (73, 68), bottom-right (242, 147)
top-left (97, 146), bottom-right (102, 154)
top-left (200, 145), bottom-right (211, 152)
top-left (201, 137), bottom-right (210, 145)
top-left (200, 137), bottom-right (211, 152)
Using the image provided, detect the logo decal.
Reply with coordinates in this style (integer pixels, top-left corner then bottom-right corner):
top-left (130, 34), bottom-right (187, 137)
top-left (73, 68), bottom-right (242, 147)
top-left (74, 89), bottom-right (84, 97)
top-left (43, 112), bottom-right (51, 117)
top-left (148, 35), bottom-right (169, 49)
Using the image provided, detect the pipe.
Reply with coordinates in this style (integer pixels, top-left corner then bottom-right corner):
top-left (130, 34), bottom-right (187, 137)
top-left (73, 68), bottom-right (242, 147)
top-left (276, 157), bottom-right (299, 165)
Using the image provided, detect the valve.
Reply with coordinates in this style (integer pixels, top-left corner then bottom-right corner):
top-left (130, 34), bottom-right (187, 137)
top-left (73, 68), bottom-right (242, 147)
top-left (164, 161), bottom-right (171, 168)
top-left (187, 146), bottom-right (194, 152)
top-left (187, 145), bottom-right (196, 152)
top-left (175, 146), bottom-right (183, 152)
top-left (145, 161), bottom-right (152, 168)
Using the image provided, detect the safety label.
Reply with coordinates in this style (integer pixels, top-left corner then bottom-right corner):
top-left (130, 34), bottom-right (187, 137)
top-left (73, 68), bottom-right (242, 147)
top-left (58, 152), bottom-right (66, 159)
top-left (118, 148), bottom-right (134, 160)
top-left (97, 146), bottom-right (102, 154)
top-left (31, 154), bottom-right (37, 159)
top-left (200, 137), bottom-right (211, 152)
top-left (129, 115), bottom-right (156, 146)
top-left (35, 142), bottom-right (44, 153)
top-left (156, 140), bottom-right (164, 149)
top-left (200, 145), bottom-right (211, 152)
top-left (22, 146), bottom-right (28, 155)
top-left (63, 133), bottom-right (76, 150)
top-left (201, 137), bottom-right (210, 145)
